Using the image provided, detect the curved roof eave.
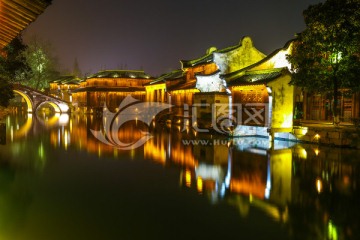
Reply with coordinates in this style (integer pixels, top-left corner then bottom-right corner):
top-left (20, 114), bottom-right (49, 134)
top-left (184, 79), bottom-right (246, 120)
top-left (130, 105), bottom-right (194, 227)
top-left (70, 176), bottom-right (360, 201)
top-left (222, 39), bottom-right (295, 81)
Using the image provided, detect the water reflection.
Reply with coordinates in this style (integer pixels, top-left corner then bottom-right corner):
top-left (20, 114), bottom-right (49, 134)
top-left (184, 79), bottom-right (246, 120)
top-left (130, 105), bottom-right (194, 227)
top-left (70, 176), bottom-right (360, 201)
top-left (1, 112), bottom-right (359, 240)
top-left (148, 127), bottom-right (359, 240)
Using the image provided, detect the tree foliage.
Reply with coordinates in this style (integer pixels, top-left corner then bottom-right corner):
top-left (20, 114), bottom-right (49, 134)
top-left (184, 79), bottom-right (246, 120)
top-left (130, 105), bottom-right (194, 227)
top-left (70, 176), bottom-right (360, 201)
top-left (287, 0), bottom-right (360, 122)
top-left (22, 36), bottom-right (60, 90)
top-left (0, 36), bottom-right (31, 83)
top-left (0, 36), bottom-right (30, 107)
top-left (0, 80), bottom-right (14, 107)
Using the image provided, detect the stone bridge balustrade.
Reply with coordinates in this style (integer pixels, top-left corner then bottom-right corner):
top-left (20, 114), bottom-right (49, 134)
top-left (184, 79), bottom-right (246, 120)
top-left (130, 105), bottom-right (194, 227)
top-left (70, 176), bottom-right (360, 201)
top-left (12, 84), bottom-right (71, 113)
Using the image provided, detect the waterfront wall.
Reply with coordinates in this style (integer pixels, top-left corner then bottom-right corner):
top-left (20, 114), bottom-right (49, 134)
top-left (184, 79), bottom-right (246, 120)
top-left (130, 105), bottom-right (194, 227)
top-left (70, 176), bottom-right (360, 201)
top-left (276, 126), bottom-right (360, 149)
top-left (231, 123), bottom-right (360, 149)
top-left (292, 126), bottom-right (360, 148)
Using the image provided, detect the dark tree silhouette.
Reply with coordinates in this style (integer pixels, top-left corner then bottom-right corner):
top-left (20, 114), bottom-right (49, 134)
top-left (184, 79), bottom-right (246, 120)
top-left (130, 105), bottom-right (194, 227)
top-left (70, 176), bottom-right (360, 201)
top-left (287, 0), bottom-right (360, 124)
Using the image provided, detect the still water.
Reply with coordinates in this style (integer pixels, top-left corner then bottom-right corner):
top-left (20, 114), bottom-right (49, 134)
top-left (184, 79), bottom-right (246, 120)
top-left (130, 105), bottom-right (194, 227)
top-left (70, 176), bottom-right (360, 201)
top-left (0, 112), bottom-right (359, 240)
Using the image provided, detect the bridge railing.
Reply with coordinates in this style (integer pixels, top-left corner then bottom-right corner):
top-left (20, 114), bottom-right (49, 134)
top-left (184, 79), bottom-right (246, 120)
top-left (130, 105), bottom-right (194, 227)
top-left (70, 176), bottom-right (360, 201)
top-left (13, 84), bottom-right (71, 104)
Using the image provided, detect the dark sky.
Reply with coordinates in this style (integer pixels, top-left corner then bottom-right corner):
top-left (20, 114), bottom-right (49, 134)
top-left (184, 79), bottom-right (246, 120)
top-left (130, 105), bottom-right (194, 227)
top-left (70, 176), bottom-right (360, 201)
top-left (22, 0), bottom-right (324, 77)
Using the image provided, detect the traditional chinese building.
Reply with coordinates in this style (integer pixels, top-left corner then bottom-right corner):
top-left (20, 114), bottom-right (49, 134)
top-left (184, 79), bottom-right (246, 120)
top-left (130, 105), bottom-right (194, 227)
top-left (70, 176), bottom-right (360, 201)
top-left (49, 75), bottom-right (81, 102)
top-left (223, 40), bottom-right (294, 138)
top-left (147, 36), bottom-right (268, 126)
top-left (71, 70), bottom-right (153, 113)
top-left (144, 69), bottom-right (184, 103)
top-left (193, 37), bottom-right (267, 130)
top-left (299, 90), bottom-right (360, 123)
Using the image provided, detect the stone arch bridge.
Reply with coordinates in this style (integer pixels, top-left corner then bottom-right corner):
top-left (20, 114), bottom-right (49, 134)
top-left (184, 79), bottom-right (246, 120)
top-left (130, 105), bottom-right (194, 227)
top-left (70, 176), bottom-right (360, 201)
top-left (13, 84), bottom-right (71, 113)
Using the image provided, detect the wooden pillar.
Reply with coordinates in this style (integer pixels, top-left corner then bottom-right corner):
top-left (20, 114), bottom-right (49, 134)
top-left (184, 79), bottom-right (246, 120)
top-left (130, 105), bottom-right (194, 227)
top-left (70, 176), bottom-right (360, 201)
top-left (303, 92), bottom-right (308, 120)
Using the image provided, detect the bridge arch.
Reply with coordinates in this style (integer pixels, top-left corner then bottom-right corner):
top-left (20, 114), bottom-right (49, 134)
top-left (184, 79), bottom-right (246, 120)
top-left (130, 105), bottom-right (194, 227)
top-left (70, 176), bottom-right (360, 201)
top-left (13, 84), bottom-right (71, 113)
top-left (13, 89), bottom-right (34, 113)
top-left (36, 101), bottom-right (63, 113)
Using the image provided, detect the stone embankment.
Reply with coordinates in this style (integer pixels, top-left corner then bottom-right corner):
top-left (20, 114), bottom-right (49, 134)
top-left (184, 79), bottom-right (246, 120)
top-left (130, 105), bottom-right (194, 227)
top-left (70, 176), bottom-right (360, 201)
top-left (292, 122), bottom-right (360, 149)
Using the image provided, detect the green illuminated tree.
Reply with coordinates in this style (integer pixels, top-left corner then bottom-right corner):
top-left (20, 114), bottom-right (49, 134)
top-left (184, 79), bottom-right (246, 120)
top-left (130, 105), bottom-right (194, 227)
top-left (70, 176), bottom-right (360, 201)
top-left (287, 0), bottom-right (360, 124)
top-left (22, 36), bottom-right (59, 90)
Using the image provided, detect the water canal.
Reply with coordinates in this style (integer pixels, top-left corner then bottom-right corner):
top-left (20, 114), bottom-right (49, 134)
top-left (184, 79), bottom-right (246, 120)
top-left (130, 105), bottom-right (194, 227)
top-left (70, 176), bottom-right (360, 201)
top-left (0, 112), bottom-right (359, 240)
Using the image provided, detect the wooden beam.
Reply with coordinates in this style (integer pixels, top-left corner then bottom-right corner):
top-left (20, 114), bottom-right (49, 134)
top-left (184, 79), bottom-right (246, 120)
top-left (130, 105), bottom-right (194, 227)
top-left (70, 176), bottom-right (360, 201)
top-left (0, 0), bottom-right (50, 50)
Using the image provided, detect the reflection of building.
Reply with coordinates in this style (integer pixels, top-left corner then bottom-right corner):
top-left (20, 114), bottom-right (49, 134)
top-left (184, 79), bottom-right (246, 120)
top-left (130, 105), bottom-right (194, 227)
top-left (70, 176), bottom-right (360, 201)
top-left (231, 150), bottom-right (268, 199)
top-left (23, 110), bottom-right (359, 239)
top-left (144, 127), bottom-right (198, 168)
top-left (268, 149), bottom-right (292, 207)
top-left (193, 139), bottom-right (229, 197)
top-left (72, 70), bottom-right (153, 113)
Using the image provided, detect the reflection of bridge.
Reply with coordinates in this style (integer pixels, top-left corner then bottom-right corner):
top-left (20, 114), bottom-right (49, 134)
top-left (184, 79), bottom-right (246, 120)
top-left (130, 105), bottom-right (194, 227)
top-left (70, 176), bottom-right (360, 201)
top-left (13, 84), bottom-right (71, 113)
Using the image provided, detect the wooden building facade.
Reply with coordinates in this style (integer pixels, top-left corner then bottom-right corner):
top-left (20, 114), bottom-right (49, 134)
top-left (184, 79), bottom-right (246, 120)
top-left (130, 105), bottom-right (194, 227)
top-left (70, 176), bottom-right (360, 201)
top-left (49, 75), bottom-right (81, 102)
top-left (297, 92), bottom-right (360, 123)
top-left (71, 70), bottom-right (152, 113)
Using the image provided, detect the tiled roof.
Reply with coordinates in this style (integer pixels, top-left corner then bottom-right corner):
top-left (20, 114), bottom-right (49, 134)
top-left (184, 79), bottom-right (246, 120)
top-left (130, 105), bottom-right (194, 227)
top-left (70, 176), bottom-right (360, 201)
top-left (147, 69), bottom-right (184, 85)
top-left (181, 45), bottom-right (239, 68)
top-left (72, 86), bottom-right (146, 93)
top-left (167, 80), bottom-right (197, 91)
top-left (223, 39), bottom-right (294, 81)
top-left (87, 70), bottom-right (152, 79)
top-left (50, 75), bottom-right (81, 85)
top-left (227, 69), bottom-right (285, 86)
top-left (181, 54), bottom-right (213, 69)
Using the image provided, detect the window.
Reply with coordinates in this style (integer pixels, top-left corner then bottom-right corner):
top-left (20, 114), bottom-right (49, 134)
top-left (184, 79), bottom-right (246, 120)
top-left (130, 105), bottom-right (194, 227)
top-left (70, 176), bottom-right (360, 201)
top-left (201, 99), bottom-right (206, 109)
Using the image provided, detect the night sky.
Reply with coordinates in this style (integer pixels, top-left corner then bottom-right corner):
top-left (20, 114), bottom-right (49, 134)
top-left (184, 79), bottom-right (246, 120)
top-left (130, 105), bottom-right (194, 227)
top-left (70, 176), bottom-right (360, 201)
top-left (22, 0), bottom-right (324, 77)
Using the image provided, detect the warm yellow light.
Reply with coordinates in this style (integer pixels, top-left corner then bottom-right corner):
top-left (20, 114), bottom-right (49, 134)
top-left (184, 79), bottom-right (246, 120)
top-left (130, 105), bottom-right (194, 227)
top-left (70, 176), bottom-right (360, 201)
top-left (301, 127), bottom-right (308, 135)
top-left (197, 177), bottom-right (203, 194)
top-left (314, 148), bottom-right (320, 156)
top-left (316, 178), bottom-right (323, 193)
top-left (13, 90), bottom-right (33, 112)
top-left (98, 145), bottom-right (101, 157)
top-left (280, 113), bottom-right (293, 128)
top-left (59, 114), bottom-right (69, 125)
top-left (299, 148), bottom-right (307, 159)
top-left (185, 169), bottom-right (191, 187)
top-left (64, 130), bottom-right (69, 150)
